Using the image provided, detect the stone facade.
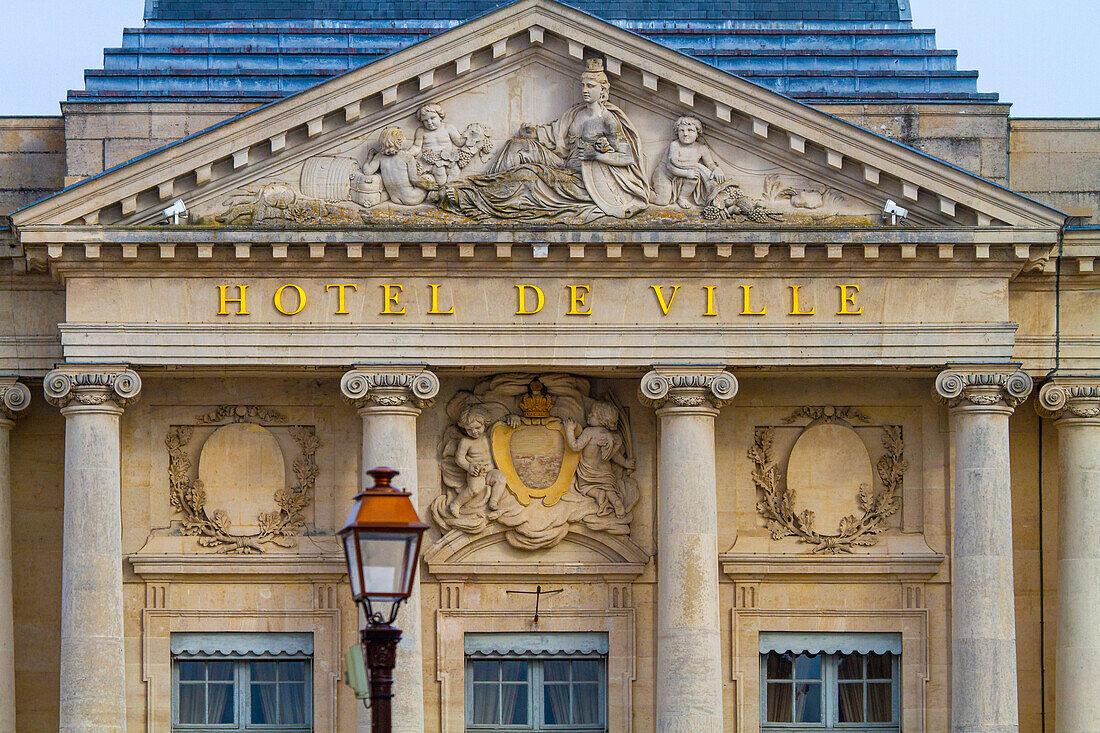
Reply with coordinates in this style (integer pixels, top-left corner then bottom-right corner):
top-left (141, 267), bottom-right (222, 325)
top-left (0, 1), bottom-right (1098, 732)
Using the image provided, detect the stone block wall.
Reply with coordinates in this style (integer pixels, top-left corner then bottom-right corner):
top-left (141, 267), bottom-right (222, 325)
top-left (0, 118), bottom-right (66, 215)
top-left (1010, 118), bottom-right (1100, 220)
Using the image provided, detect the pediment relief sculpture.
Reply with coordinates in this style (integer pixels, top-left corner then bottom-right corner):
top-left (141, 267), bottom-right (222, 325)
top-left (431, 374), bottom-right (638, 550)
top-left (166, 406), bottom-right (319, 554)
top-left (750, 406), bottom-right (906, 554)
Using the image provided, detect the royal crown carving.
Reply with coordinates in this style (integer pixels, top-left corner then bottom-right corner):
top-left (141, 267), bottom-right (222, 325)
top-left (43, 367), bottom-right (142, 409)
top-left (340, 368), bottom-right (441, 409)
top-left (638, 369), bottom-right (738, 410)
top-left (934, 367), bottom-right (1033, 409)
top-left (1037, 379), bottom-right (1100, 419)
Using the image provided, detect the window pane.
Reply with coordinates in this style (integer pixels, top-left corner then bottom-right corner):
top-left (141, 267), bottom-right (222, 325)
top-left (251, 661), bottom-right (278, 682)
top-left (837, 682), bottom-right (864, 722)
top-left (838, 653), bottom-right (863, 680)
top-left (503, 683), bottom-right (528, 725)
top-left (793, 653), bottom-right (821, 680)
top-left (867, 652), bottom-right (893, 680)
top-left (794, 682), bottom-right (822, 722)
top-left (501, 660), bottom-right (527, 682)
top-left (207, 660), bottom-right (234, 681)
top-left (470, 684), bottom-right (499, 724)
top-left (281, 660), bottom-right (308, 682)
top-left (545, 660), bottom-right (570, 682)
top-left (765, 682), bottom-right (793, 722)
top-left (251, 683), bottom-right (278, 723)
top-left (177, 684), bottom-right (205, 724)
top-left (178, 661), bottom-right (205, 682)
top-left (574, 682), bottom-right (600, 724)
top-left (867, 682), bottom-right (893, 722)
top-left (573, 660), bottom-right (599, 682)
top-left (544, 683), bottom-right (570, 724)
top-left (280, 682), bottom-right (308, 725)
top-left (767, 652), bottom-right (794, 680)
top-left (471, 660), bottom-right (498, 682)
top-left (208, 683), bottom-right (235, 724)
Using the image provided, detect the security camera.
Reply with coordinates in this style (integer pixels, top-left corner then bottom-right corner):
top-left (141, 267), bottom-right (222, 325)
top-left (882, 199), bottom-right (908, 226)
top-left (163, 199), bottom-right (188, 225)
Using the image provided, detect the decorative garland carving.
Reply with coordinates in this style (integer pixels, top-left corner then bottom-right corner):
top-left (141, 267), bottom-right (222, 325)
top-left (783, 405), bottom-right (871, 424)
top-left (751, 423), bottom-right (906, 554)
top-left (195, 404), bottom-right (287, 424)
top-left (166, 415), bottom-right (319, 554)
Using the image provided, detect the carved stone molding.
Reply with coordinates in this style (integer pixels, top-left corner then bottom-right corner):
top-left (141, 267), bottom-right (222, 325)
top-left (43, 366), bottom-right (141, 410)
top-left (195, 404), bottom-right (287, 424)
top-left (1037, 378), bottom-right (1100, 420)
top-left (340, 367), bottom-right (440, 409)
top-left (934, 366), bottom-right (1033, 410)
top-left (638, 368), bottom-right (738, 410)
top-left (0, 379), bottom-right (31, 421)
top-left (783, 405), bottom-right (871, 425)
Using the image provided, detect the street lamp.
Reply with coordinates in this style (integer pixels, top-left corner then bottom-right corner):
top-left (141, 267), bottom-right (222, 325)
top-left (339, 467), bottom-right (429, 733)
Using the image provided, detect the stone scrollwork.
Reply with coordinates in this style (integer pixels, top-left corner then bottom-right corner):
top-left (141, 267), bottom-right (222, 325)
top-left (751, 415), bottom-right (907, 554)
top-left (783, 405), bottom-right (871, 424)
top-left (1037, 379), bottom-right (1100, 419)
top-left (195, 404), bottom-right (287, 424)
top-left (341, 368), bottom-right (440, 409)
top-left (43, 367), bottom-right (142, 409)
top-left (431, 373), bottom-right (638, 550)
top-left (638, 369), bottom-right (738, 409)
top-left (0, 379), bottom-right (31, 420)
top-left (934, 367), bottom-right (1033, 409)
top-left (166, 409), bottom-right (319, 554)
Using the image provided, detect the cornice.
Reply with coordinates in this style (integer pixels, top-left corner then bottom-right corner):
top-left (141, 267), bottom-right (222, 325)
top-left (638, 366), bottom-right (738, 410)
top-left (933, 365), bottom-right (1033, 410)
top-left (43, 365), bottom-right (142, 410)
top-left (1036, 378), bottom-right (1100, 420)
top-left (340, 366), bottom-right (440, 409)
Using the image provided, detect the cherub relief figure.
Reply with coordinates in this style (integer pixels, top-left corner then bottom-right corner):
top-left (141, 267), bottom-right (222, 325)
top-left (449, 405), bottom-right (509, 518)
top-left (353, 126), bottom-right (435, 205)
top-left (564, 402), bottom-right (636, 518)
top-left (651, 115), bottom-right (725, 208)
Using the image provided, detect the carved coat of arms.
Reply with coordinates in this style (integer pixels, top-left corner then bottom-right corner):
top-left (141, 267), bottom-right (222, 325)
top-left (431, 374), bottom-right (637, 550)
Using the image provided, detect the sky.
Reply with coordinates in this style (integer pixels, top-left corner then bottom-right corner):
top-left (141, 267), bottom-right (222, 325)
top-left (0, 0), bottom-right (1096, 117)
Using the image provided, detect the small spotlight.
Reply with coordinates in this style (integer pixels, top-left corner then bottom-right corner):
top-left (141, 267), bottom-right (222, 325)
top-left (163, 199), bottom-right (188, 225)
top-left (882, 199), bottom-right (908, 226)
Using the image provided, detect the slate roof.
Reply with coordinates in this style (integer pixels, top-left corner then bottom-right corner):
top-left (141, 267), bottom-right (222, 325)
top-left (69, 0), bottom-right (999, 104)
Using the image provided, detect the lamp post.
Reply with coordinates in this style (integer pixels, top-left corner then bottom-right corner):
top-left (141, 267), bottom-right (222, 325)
top-left (339, 467), bottom-right (429, 733)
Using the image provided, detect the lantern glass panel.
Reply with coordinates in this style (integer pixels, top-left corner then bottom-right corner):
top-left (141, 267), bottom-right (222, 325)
top-left (344, 530), bottom-right (419, 600)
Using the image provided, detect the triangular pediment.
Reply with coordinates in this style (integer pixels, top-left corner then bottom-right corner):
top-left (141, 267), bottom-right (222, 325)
top-left (11, 0), bottom-right (1063, 231)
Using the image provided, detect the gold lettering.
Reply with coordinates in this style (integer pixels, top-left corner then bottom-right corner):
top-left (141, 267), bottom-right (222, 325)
top-left (740, 284), bottom-right (766, 316)
top-left (566, 285), bottom-right (592, 316)
top-left (703, 285), bottom-right (717, 317)
top-left (325, 283), bottom-right (358, 315)
top-left (837, 284), bottom-right (863, 315)
top-left (651, 285), bottom-right (680, 316)
top-left (515, 284), bottom-right (545, 315)
top-left (273, 284), bottom-right (306, 315)
top-left (788, 284), bottom-right (815, 316)
top-left (380, 284), bottom-right (405, 315)
top-left (217, 284), bottom-right (249, 316)
top-left (428, 283), bottom-right (454, 315)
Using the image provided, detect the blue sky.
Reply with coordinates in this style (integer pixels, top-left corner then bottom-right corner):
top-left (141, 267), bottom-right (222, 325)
top-left (0, 0), bottom-right (1095, 117)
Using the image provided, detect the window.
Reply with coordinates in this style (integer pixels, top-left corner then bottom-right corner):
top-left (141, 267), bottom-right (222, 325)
top-left (171, 632), bottom-right (313, 732)
top-left (465, 633), bottom-right (607, 732)
top-left (759, 633), bottom-right (900, 732)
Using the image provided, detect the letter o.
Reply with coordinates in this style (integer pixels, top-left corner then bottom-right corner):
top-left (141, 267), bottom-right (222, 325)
top-left (274, 284), bottom-right (307, 315)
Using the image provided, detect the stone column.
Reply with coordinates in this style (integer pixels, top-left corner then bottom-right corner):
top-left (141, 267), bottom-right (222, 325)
top-left (935, 366), bottom-right (1033, 733)
top-left (341, 366), bottom-right (439, 733)
top-left (640, 367), bottom-right (738, 733)
top-left (1037, 379), bottom-right (1100, 733)
top-left (43, 366), bottom-right (141, 733)
top-left (0, 379), bottom-right (31, 731)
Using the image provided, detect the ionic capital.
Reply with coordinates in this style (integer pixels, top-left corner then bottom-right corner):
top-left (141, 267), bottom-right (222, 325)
top-left (934, 366), bottom-right (1033, 411)
top-left (0, 378), bottom-right (31, 422)
top-left (639, 367), bottom-right (738, 411)
top-left (1037, 378), bottom-right (1100, 421)
top-left (43, 365), bottom-right (142, 411)
top-left (341, 366), bottom-right (440, 410)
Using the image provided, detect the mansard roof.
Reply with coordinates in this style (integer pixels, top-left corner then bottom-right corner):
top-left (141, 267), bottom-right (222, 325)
top-left (71, 0), bottom-right (995, 104)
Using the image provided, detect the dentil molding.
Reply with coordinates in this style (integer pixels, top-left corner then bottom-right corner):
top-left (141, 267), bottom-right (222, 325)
top-left (340, 366), bottom-right (440, 409)
top-left (0, 379), bottom-right (31, 421)
top-left (934, 366), bottom-right (1032, 409)
top-left (1037, 378), bottom-right (1100, 419)
top-left (638, 367), bottom-right (738, 409)
top-left (43, 365), bottom-right (141, 409)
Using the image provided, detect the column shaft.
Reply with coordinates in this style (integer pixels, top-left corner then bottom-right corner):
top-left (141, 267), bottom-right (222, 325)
top-left (0, 419), bottom-right (16, 732)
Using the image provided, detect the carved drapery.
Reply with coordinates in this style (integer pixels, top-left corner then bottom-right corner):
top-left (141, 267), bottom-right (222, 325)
top-left (44, 366), bottom-right (142, 410)
top-left (934, 366), bottom-right (1033, 409)
top-left (166, 406), bottom-right (319, 554)
top-left (340, 368), bottom-right (440, 409)
top-left (638, 369), bottom-right (738, 410)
